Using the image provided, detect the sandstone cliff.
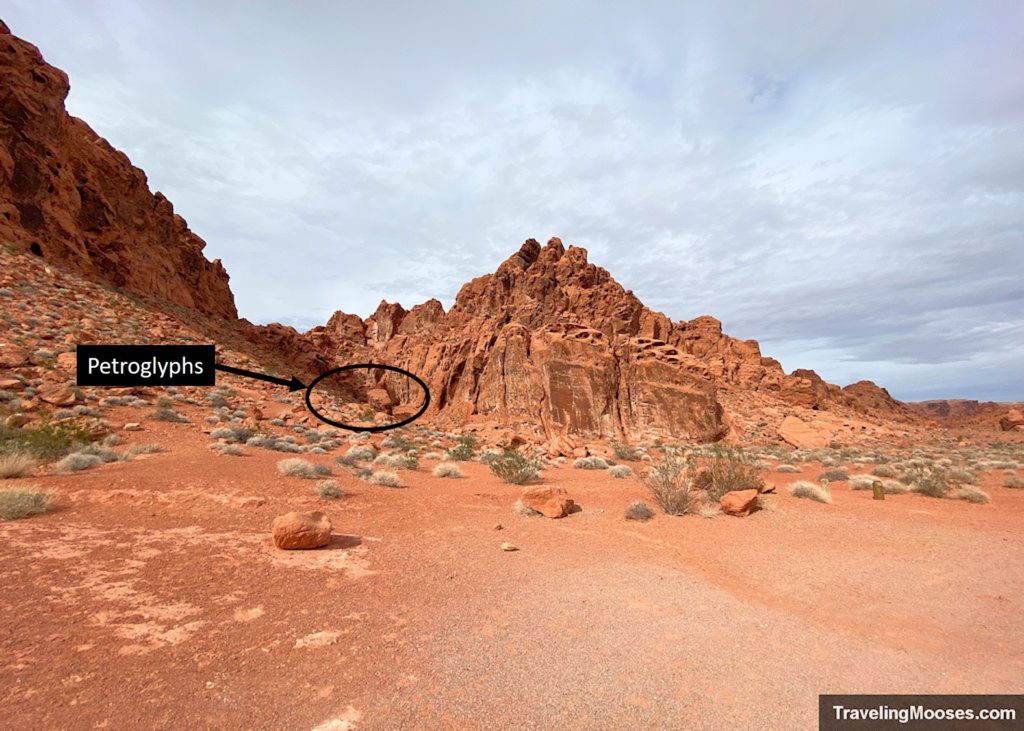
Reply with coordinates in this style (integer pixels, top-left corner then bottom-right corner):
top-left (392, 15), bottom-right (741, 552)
top-left (0, 21), bottom-right (237, 319)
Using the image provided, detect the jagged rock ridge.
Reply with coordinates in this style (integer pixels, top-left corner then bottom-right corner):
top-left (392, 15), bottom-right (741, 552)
top-left (309, 238), bottom-right (918, 442)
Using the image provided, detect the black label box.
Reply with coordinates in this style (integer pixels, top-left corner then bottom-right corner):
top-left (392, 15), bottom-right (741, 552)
top-left (76, 344), bottom-right (216, 387)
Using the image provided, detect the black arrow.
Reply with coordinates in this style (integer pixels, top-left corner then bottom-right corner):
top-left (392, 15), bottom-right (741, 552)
top-left (214, 363), bottom-right (306, 392)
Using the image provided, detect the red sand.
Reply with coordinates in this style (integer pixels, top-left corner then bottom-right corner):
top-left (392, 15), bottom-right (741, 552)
top-left (2, 416), bottom-right (1022, 729)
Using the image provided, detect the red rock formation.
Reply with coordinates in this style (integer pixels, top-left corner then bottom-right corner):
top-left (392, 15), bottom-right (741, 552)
top-left (841, 381), bottom-right (919, 421)
top-left (0, 22), bottom-right (237, 319)
top-left (907, 400), bottom-right (1024, 430)
top-left (312, 238), bottom-right (926, 442)
top-left (0, 24), bottom-right (929, 443)
top-left (313, 239), bottom-right (732, 441)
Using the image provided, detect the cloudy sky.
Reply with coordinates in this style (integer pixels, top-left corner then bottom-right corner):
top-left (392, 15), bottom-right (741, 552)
top-left (6, 1), bottom-right (1023, 401)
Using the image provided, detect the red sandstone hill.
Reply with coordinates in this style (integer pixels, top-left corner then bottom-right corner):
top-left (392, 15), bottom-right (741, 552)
top-left (0, 21), bottom-right (924, 445)
top-left (306, 238), bottom-right (922, 443)
top-left (908, 400), bottom-right (1024, 432)
top-left (0, 21), bottom-right (236, 320)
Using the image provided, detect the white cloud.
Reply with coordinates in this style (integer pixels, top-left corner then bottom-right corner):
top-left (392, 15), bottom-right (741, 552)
top-left (5, 1), bottom-right (1023, 400)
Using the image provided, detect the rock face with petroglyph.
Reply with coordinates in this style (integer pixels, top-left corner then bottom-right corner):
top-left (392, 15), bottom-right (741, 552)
top-left (309, 237), bottom-right (921, 444)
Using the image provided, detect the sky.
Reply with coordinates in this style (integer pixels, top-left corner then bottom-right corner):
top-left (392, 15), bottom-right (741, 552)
top-left (5, 1), bottom-right (1023, 401)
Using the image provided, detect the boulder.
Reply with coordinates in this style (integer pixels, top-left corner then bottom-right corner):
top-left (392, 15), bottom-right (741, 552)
top-left (720, 489), bottom-right (760, 517)
top-left (271, 511), bottom-right (332, 550)
top-left (778, 415), bottom-right (831, 448)
top-left (37, 384), bottom-right (79, 407)
top-left (999, 409), bottom-right (1024, 432)
top-left (519, 486), bottom-right (576, 519)
top-left (0, 346), bottom-right (29, 368)
top-left (4, 413), bottom-right (32, 429)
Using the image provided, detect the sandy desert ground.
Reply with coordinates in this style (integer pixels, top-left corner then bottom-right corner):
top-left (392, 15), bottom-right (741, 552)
top-left (3, 406), bottom-right (1023, 730)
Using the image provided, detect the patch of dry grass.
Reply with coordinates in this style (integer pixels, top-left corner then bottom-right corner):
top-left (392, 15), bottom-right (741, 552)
top-left (0, 451), bottom-right (34, 479)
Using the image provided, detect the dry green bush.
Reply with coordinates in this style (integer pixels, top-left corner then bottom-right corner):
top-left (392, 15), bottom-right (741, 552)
top-left (790, 480), bottom-right (831, 503)
top-left (624, 500), bottom-right (654, 522)
top-left (0, 487), bottom-right (51, 520)
top-left (490, 449), bottom-right (542, 485)
top-left (277, 458), bottom-right (330, 479)
top-left (693, 445), bottom-right (764, 500)
top-left (954, 486), bottom-right (990, 504)
top-left (369, 470), bottom-right (402, 487)
top-left (1004, 474), bottom-right (1024, 489)
top-left (315, 480), bottom-right (342, 499)
top-left (573, 456), bottom-right (609, 470)
top-left (644, 449), bottom-right (695, 516)
top-left (612, 443), bottom-right (642, 461)
top-left (0, 451), bottom-right (34, 479)
top-left (433, 462), bottom-right (463, 478)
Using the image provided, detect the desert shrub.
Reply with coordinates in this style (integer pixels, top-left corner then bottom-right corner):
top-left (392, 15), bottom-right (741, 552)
top-left (385, 434), bottom-right (416, 452)
top-left (315, 480), bottom-right (342, 499)
top-left (1004, 474), bottom-right (1024, 489)
top-left (693, 445), bottom-right (764, 500)
top-left (0, 452), bottom-right (34, 479)
top-left (776, 464), bottom-right (800, 473)
top-left (643, 449), bottom-right (695, 515)
top-left (345, 445), bottom-right (377, 462)
top-left (613, 443), bottom-right (642, 461)
top-left (101, 434), bottom-right (123, 447)
top-left (881, 480), bottom-right (911, 495)
top-left (489, 448), bottom-right (542, 485)
top-left (374, 451), bottom-right (419, 470)
top-left (423, 451), bottom-right (442, 460)
top-left (850, 475), bottom-right (877, 490)
top-left (819, 469), bottom-right (849, 482)
top-left (698, 503), bottom-right (722, 519)
top-left (368, 470), bottom-right (401, 487)
top-left (445, 434), bottom-right (477, 462)
top-left (75, 444), bottom-right (119, 463)
top-left (573, 456), bottom-right (609, 470)
top-left (0, 421), bottom-right (90, 460)
top-left (513, 499), bottom-right (541, 517)
top-left (948, 467), bottom-right (978, 485)
top-left (907, 466), bottom-right (954, 498)
top-left (478, 449), bottom-right (502, 465)
top-left (210, 426), bottom-right (253, 444)
top-left (276, 458), bottom-right (328, 479)
top-left (870, 464), bottom-right (898, 478)
top-left (433, 462), bottom-right (463, 478)
top-left (205, 393), bottom-right (229, 408)
top-left (0, 487), bottom-right (51, 520)
top-left (151, 407), bottom-right (188, 423)
top-left (608, 465), bottom-right (633, 479)
top-left (954, 486), bottom-right (990, 504)
top-left (790, 480), bottom-right (831, 503)
top-left (211, 443), bottom-right (244, 456)
top-left (624, 500), bottom-right (654, 522)
top-left (55, 452), bottom-right (102, 474)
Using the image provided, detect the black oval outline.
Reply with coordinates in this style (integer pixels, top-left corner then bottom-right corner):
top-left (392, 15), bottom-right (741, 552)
top-left (304, 363), bottom-right (430, 433)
